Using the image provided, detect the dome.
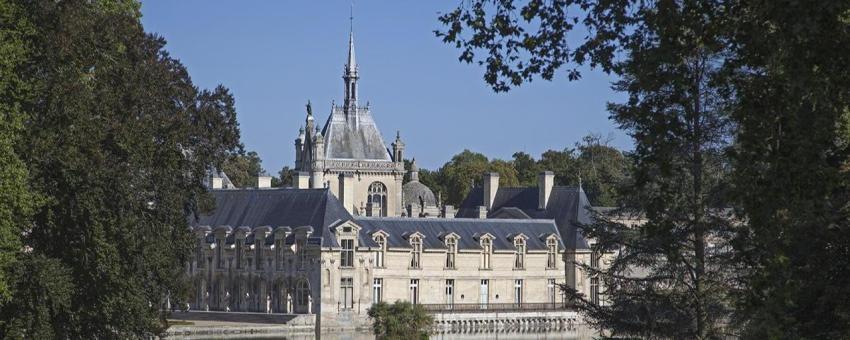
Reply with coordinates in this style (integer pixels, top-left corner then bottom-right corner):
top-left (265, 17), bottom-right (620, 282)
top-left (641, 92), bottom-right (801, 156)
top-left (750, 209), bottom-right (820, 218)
top-left (403, 181), bottom-right (437, 207)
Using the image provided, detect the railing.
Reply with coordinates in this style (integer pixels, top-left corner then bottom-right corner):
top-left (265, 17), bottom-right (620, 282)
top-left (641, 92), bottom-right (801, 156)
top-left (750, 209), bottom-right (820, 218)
top-left (420, 302), bottom-right (572, 314)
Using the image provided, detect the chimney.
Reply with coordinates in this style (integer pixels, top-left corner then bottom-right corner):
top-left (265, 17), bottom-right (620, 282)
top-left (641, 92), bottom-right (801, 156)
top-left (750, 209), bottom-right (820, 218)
top-left (338, 173), bottom-right (354, 213)
top-left (483, 172), bottom-right (500, 210)
top-left (477, 206), bottom-right (488, 219)
top-left (442, 205), bottom-right (455, 219)
top-left (538, 171), bottom-right (554, 210)
top-left (257, 176), bottom-right (272, 189)
top-left (211, 177), bottom-right (223, 189)
top-left (296, 172), bottom-right (310, 189)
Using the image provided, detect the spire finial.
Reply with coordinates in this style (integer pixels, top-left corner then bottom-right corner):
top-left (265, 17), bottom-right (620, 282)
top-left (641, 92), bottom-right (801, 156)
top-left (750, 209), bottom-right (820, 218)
top-left (578, 170), bottom-right (583, 191)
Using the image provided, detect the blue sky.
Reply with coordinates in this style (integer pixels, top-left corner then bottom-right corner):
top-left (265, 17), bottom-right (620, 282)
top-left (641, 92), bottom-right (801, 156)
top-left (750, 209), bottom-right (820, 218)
top-left (139, 1), bottom-right (630, 172)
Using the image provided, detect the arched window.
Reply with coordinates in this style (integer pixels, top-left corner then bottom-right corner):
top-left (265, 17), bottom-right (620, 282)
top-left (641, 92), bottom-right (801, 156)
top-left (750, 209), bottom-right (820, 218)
top-left (445, 237), bottom-right (457, 269)
top-left (374, 235), bottom-right (386, 268)
top-left (514, 237), bottom-right (526, 269)
top-left (480, 237), bottom-right (492, 269)
top-left (547, 238), bottom-right (558, 269)
top-left (367, 182), bottom-right (388, 217)
top-left (410, 236), bottom-right (422, 269)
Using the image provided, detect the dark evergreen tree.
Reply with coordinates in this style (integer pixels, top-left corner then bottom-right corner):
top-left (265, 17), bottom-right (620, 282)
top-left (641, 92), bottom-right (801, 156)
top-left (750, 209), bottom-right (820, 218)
top-left (727, 1), bottom-right (850, 337)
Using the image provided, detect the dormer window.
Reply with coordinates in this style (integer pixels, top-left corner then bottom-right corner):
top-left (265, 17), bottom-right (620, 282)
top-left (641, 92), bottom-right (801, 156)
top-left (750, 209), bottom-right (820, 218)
top-left (514, 237), bottom-right (526, 269)
top-left (255, 238), bottom-right (263, 270)
top-left (296, 239), bottom-right (307, 269)
top-left (445, 237), bottom-right (457, 269)
top-left (373, 234), bottom-right (386, 268)
top-left (340, 239), bottom-right (354, 267)
top-left (547, 237), bottom-right (558, 269)
top-left (410, 235), bottom-right (422, 269)
top-left (235, 238), bottom-right (244, 269)
top-left (480, 236), bottom-right (492, 269)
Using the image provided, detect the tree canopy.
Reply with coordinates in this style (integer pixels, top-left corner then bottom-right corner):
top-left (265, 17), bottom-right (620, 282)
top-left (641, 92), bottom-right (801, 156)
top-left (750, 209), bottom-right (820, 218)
top-left (0, 0), bottom-right (242, 337)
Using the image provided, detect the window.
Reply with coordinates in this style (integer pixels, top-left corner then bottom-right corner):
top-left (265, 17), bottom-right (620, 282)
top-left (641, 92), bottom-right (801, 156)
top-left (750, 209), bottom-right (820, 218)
top-left (548, 279), bottom-right (557, 305)
top-left (367, 182), bottom-right (388, 217)
top-left (341, 277), bottom-right (353, 309)
top-left (374, 235), bottom-right (385, 268)
top-left (445, 279), bottom-right (454, 306)
top-left (480, 237), bottom-right (492, 269)
top-left (341, 239), bottom-right (354, 267)
top-left (196, 238), bottom-right (204, 269)
top-left (514, 237), bottom-right (526, 269)
top-left (235, 239), bottom-right (243, 269)
top-left (275, 239), bottom-right (283, 270)
top-left (297, 239), bottom-right (307, 269)
top-left (514, 279), bottom-right (523, 305)
top-left (445, 237), bottom-right (457, 269)
top-left (591, 277), bottom-right (600, 305)
top-left (373, 278), bottom-right (383, 304)
top-left (479, 279), bottom-right (489, 308)
top-left (215, 238), bottom-right (223, 269)
top-left (547, 238), bottom-right (558, 269)
top-left (296, 280), bottom-right (310, 308)
top-left (591, 251), bottom-right (601, 305)
top-left (410, 236), bottom-right (422, 269)
top-left (255, 239), bottom-right (263, 270)
top-left (409, 279), bottom-right (419, 304)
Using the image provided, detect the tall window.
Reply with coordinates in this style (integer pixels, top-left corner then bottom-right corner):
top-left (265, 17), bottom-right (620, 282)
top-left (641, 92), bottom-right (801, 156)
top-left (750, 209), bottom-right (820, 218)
top-left (297, 239), bottom-right (307, 269)
top-left (409, 279), bottom-right (419, 304)
top-left (373, 278), bottom-right (383, 304)
top-left (591, 251), bottom-right (601, 305)
top-left (341, 277), bottom-right (353, 309)
top-left (235, 239), bottom-right (243, 269)
top-left (480, 237), bottom-right (492, 269)
top-left (367, 182), bottom-right (388, 217)
top-left (215, 238), bottom-right (223, 269)
top-left (479, 279), bottom-right (489, 308)
top-left (445, 237), bottom-right (457, 269)
top-left (548, 279), bottom-right (557, 305)
top-left (196, 238), bottom-right (204, 269)
top-left (255, 239), bottom-right (263, 270)
top-left (296, 280), bottom-right (309, 308)
top-left (340, 239), bottom-right (354, 267)
top-left (445, 279), bottom-right (454, 306)
top-left (514, 238), bottom-right (526, 269)
top-left (275, 239), bottom-right (283, 270)
top-left (410, 236), bottom-right (422, 269)
top-left (514, 279), bottom-right (523, 305)
top-left (374, 235), bottom-right (385, 268)
top-left (547, 238), bottom-right (558, 269)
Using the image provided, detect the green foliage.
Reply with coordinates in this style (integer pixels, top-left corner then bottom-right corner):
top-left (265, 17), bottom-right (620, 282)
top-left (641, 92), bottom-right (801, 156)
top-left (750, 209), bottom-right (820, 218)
top-left (0, 0), bottom-right (242, 337)
top-left (1, 254), bottom-right (74, 339)
top-left (273, 165), bottom-right (294, 187)
top-left (0, 0), bottom-right (37, 307)
top-left (438, 0), bottom-right (850, 338)
top-left (367, 300), bottom-right (433, 340)
top-left (222, 150), bottom-right (266, 188)
top-left (727, 1), bottom-right (850, 338)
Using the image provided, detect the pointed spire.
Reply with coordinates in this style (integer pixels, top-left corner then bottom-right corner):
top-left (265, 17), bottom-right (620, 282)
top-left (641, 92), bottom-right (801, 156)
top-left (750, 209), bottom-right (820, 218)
top-left (345, 2), bottom-right (356, 75)
top-left (578, 170), bottom-right (583, 191)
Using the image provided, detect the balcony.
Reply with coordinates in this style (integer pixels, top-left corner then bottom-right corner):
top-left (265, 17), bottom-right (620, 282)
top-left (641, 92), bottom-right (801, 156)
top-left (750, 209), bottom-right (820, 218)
top-left (420, 302), bottom-right (572, 314)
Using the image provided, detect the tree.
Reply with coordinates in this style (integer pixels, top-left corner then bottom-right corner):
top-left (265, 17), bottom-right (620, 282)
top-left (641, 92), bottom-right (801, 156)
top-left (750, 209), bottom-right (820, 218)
top-left (438, 1), bottom-right (736, 338)
top-left (727, 1), bottom-right (850, 337)
top-left (575, 134), bottom-right (628, 207)
top-left (3, 1), bottom-right (242, 337)
top-left (367, 300), bottom-right (433, 340)
top-left (537, 148), bottom-right (578, 186)
top-left (272, 165), bottom-right (294, 187)
top-left (436, 150), bottom-right (520, 206)
top-left (222, 150), bottom-right (266, 188)
top-left (512, 151), bottom-right (539, 186)
top-left (0, 0), bottom-right (37, 308)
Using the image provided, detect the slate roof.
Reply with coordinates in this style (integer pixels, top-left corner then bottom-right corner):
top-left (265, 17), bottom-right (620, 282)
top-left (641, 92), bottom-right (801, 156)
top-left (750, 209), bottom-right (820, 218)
top-left (456, 186), bottom-right (592, 250)
top-left (189, 188), bottom-right (352, 247)
top-left (353, 217), bottom-right (563, 251)
top-left (321, 107), bottom-right (392, 161)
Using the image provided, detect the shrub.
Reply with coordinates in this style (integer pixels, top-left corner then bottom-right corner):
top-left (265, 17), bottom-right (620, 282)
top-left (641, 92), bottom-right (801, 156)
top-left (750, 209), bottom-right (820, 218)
top-left (367, 300), bottom-right (433, 339)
